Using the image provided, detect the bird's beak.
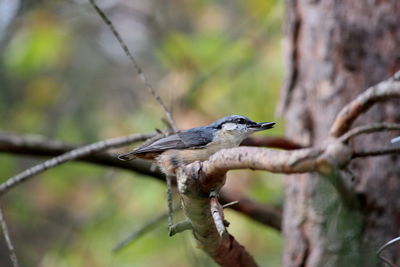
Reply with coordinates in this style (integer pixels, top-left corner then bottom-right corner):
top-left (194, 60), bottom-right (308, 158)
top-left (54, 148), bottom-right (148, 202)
top-left (248, 122), bottom-right (275, 131)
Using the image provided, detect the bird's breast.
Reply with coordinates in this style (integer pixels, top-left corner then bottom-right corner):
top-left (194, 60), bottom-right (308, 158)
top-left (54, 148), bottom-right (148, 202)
top-left (156, 149), bottom-right (213, 175)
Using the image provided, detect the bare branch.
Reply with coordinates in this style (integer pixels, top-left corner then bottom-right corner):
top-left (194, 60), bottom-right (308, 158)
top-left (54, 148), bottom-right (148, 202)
top-left (219, 192), bottom-right (282, 231)
top-left (352, 147), bottom-right (400, 158)
top-left (0, 205), bottom-right (20, 267)
top-left (0, 133), bottom-right (155, 196)
top-left (330, 72), bottom-right (400, 137)
top-left (113, 205), bottom-right (180, 252)
top-left (339, 123), bottom-right (400, 143)
top-left (88, 0), bottom-right (177, 131)
top-left (200, 147), bottom-right (322, 187)
top-left (210, 194), bottom-right (227, 237)
top-left (165, 175), bottom-right (174, 231)
top-left (222, 200), bottom-right (240, 209)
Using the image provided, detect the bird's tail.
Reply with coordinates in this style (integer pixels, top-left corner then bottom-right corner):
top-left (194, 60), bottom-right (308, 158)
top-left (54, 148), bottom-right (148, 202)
top-left (118, 152), bottom-right (137, 161)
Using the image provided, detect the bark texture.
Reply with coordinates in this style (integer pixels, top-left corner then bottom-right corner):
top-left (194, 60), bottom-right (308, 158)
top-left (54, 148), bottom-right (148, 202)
top-left (281, 0), bottom-right (400, 266)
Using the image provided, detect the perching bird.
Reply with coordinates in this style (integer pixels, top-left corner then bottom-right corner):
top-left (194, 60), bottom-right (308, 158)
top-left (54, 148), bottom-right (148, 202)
top-left (119, 115), bottom-right (275, 175)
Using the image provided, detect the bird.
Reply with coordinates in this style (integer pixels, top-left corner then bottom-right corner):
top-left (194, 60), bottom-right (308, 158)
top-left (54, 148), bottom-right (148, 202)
top-left (119, 115), bottom-right (275, 175)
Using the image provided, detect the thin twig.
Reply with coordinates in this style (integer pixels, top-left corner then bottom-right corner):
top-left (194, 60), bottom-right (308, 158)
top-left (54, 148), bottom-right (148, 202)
top-left (377, 236), bottom-right (400, 267)
top-left (166, 175), bottom-right (174, 231)
top-left (168, 220), bottom-right (192, 236)
top-left (210, 194), bottom-right (227, 237)
top-left (352, 147), bottom-right (400, 158)
top-left (113, 213), bottom-right (168, 252)
top-left (219, 193), bottom-right (282, 231)
top-left (340, 123), bottom-right (400, 143)
top-left (88, 0), bottom-right (177, 132)
top-left (113, 205), bottom-right (180, 252)
top-left (0, 205), bottom-right (20, 267)
top-left (0, 133), bottom-right (154, 196)
top-left (222, 200), bottom-right (239, 209)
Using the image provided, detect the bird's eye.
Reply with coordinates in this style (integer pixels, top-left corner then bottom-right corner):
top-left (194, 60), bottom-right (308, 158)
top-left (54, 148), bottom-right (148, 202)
top-left (236, 118), bottom-right (246, 124)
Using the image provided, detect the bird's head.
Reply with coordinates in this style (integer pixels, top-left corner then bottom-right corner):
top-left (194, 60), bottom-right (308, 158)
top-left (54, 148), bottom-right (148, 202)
top-left (210, 115), bottom-right (275, 138)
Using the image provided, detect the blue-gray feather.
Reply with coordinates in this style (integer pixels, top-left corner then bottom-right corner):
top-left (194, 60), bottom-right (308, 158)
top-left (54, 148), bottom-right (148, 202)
top-left (132, 126), bottom-right (217, 154)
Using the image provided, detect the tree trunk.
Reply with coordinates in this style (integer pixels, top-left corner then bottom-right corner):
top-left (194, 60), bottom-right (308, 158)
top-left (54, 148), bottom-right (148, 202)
top-left (281, 0), bottom-right (400, 266)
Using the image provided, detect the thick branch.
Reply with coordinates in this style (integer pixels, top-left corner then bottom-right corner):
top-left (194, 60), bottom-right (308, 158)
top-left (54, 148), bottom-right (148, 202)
top-left (177, 166), bottom-right (258, 267)
top-left (330, 72), bottom-right (400, 137)
top-left (201, 147), bottom-right (321, 185)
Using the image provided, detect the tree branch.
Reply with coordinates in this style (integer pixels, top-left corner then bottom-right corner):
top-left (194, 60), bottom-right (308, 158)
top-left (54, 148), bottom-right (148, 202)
top-left (113, 204), bottom-right (181, 252)
top-left (176, 166), bottom-right (258, 267)
top-left (0, 133), bottom-right (155, 196)
top-left (168, 220), bottom-right (192, 236)
top-left (210, 194), bottom-right (228, 237)
top-left (339, 123), bottom-right (400, 143)
top-left (330, 71), bottom-right (400, 137)
top-left (219, 192), bottom-right (282, 231)
top-left (201, 147), bottom-right (322, 183)
top-left (0, 205), bottom-right (20, 267)
top-left (352, 147), bottom-right (400, 158)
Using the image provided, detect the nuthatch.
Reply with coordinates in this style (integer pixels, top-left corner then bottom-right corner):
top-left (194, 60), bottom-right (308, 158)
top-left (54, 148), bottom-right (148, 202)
top-left (119, 115), bottom-right (275, 175)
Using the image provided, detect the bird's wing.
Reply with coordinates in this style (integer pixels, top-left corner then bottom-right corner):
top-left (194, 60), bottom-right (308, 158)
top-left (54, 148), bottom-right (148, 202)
top-left (133, 126), bottom-right (215, 154)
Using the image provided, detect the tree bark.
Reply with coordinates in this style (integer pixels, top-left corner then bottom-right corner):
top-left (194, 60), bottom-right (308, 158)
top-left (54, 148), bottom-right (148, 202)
top-left (281, 0), bottom-right (400, 266)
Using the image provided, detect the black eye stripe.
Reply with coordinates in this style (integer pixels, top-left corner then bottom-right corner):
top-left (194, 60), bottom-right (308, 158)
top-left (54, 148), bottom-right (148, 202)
top-left (234, 118), bottom-right (247, 124)
top-left (216, 117), bottom-right (251, 128)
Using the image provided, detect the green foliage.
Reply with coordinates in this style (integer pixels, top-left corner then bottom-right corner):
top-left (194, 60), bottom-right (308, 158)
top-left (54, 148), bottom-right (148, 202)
top-left (4, 11), bottom-right (68, 77)
top-left (159, 32), bottom-right (253, 71)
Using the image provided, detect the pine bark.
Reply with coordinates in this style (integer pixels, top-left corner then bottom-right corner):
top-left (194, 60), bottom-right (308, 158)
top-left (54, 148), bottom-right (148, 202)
top-left (281, 0), bottom-right (400, 266)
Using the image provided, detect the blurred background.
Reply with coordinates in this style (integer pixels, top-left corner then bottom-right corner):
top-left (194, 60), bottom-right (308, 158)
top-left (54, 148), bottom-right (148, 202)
top-left (0, 0), bottom-right (285, 266)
